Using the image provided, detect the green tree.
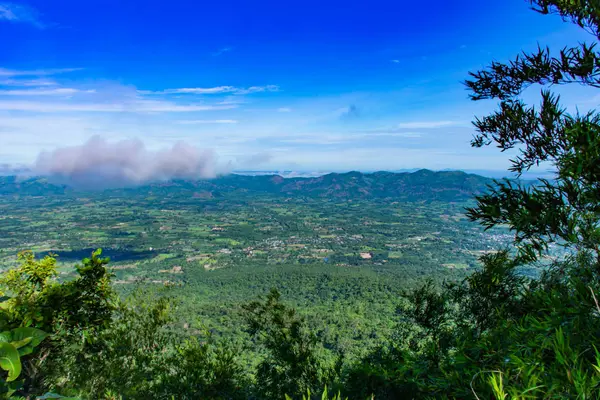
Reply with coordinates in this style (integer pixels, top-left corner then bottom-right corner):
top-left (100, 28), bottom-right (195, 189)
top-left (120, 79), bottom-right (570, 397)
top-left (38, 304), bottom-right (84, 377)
top-left (0, 251), bottom-right (59, 330)
top-left (461, 2), bottom-right (600, 392)
top-left (0, 249), bottom-right (116, 397)
top-left (465, 0), bottom-right (600, 263)
top-left (348, 1), bottom-right (600, 398)
top-left (0, 249), bottom-right (115, 332)
top-left (47, 292), bottom-right (245, 399)
top-left (242, 288), bottom-right (339, 399)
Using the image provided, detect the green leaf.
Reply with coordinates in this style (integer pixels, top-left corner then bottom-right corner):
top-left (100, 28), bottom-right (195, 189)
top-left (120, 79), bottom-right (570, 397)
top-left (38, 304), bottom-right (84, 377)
top-left (0, 332), bottom-right (11, 343)
top-left (11, 327), bottom-right (47, 348)
top-left (0, 342), bottom-right (21, 382)
top-left (18, 343), bottom-right (37, 357)
top-left (10, 336), bottom-right (32, 350)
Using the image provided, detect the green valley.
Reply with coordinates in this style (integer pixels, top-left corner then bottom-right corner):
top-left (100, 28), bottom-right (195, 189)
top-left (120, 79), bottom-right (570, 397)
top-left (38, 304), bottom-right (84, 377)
top-left (0, 170), bottom-right (513, 364)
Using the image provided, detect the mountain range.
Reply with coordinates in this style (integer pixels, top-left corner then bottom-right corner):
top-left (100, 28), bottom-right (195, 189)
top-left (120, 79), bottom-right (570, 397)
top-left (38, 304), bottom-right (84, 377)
top-left (0, 169), bottom-right (495, 201)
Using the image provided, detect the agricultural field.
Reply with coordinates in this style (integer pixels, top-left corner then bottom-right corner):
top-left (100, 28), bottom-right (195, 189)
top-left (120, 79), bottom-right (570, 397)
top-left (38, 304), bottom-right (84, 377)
top-left (0, 186), bottom-right (516, 360)
top-left (0, 193), bottom-right (511, 278)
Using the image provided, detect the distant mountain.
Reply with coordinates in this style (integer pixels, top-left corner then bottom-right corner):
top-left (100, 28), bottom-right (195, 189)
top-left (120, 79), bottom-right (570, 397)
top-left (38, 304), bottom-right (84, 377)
top-left (0, 169), bottom-right (494, 201)
top-left (0, 176), bottom-right (70, 196)
top-left (214, 169), bottom-right (492, 200)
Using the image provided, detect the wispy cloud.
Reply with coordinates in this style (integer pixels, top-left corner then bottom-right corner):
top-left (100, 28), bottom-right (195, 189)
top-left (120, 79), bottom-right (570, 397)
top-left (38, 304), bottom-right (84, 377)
top-left (144, 85), bottom-right (279, 95)
top-left (391, 59), bottom-right (400, 63)
top-left (212, 46), bottom-right (233, 56)
top-left (219, 96), bottom-right (247, 105)
top-left (0, 78), bottom-right (58, 86)
top-left (0, 88), bottom-right (96, 96)
top-left (236, 152), bottom-right (273, 167)
top-left (0, 99), bottom-right (237, 113)
top-left (176, 119), bottom-right (238, 124)
top-left (396, 120), bottom-right (459, 129)
top-left (367, 131), bottom-right (422, 138)
top-left (0, 62), bottom-right (492, 171)
top-left (236, 85), bottom-right (280, 95)
top-left (0, 67), bottom-right (82, 77)
top-left (0, 2), bottom-right (44, 28)
top-left (276, 131), bottom-right (424, 146)
top-left (155, 86), bottom-right (237, 95)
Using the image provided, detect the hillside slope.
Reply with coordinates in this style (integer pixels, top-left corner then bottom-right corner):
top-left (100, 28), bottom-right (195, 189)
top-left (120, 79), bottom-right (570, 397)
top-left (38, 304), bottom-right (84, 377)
top-left (0, 169), bottom-right (493, 201)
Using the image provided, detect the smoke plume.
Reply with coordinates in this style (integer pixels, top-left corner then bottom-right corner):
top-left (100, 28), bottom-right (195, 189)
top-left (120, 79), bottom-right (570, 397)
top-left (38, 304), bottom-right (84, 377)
top-left (34, 136), bottom-right (223, 188)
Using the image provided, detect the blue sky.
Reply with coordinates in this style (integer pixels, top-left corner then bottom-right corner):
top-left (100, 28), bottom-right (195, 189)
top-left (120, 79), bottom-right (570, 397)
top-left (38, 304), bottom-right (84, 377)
top-left (0, 0), bottom-right (595, 174)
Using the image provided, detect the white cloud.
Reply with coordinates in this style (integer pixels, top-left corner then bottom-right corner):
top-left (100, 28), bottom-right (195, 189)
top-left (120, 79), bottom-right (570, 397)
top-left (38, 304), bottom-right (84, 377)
top-left (275, 131), bottom-right (423, 146)
top-left (176, 119), bottom-right (238, 124)
top-left (0, 2), bottom-right (43, 27)
top-left (0, 78), bottom-right (58, 86)
top-left (279, 136), bottom-right (346, 145)
top-left (0, 64), bottom-right (502, 172)
top-left (235, 85), bottom-right (279, 95)
top-left (367, 131), bottom-right (422, 138)
top-left (158, 86), bottom-right (237, 94)
top-left (0, 3), bottom-right (16, 20)
top-left (0, 67), bottom-right (82, 77)
top-left (0, 99), bottom-right (237, 112)
top-left (396, 120), bottom-right (459, 129)
top-left (34, 136), bottom-right (224, 187)
top-left (391, 59), bottom-right (400, 63)
top-left (0, 88), bottom-right (96, 96)
top-left (236, 152), bottom-right (273, 167)
top-left (146, 85), bottom-right (280, 95)
top-left (0, 108), bottom-right (503, 172)
top-left (219, 97), bottom-right (247, 105)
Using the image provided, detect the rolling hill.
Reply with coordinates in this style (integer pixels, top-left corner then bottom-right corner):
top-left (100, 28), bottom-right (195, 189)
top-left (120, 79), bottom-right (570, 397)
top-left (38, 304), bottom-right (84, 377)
top-left (0, 169), bottom-right (494, 201)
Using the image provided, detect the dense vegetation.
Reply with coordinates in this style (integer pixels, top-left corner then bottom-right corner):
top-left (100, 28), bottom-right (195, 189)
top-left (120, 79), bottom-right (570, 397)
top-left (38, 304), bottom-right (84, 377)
top-left (0, 170), bottom-right (517, 368)
top-left (0, 0), bottom-right (598, 398)
top-left (0, 169), bottom-right (492, 201)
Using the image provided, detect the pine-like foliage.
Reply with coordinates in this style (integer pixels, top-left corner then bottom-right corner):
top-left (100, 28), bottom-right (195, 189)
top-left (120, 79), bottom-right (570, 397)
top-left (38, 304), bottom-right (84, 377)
top-left (347, 1), bottom-right (600, 398)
